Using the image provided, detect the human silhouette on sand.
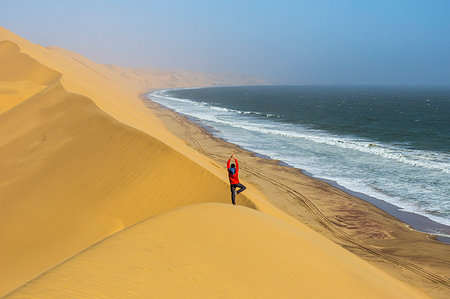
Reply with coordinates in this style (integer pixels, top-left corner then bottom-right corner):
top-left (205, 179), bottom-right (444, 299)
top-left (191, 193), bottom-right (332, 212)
top-left (227, 153), bottom-right (246, 205)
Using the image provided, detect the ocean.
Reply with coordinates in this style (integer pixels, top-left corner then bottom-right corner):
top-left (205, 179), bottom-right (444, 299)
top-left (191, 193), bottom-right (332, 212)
top-left (148, 85), bottom-right (450, 237)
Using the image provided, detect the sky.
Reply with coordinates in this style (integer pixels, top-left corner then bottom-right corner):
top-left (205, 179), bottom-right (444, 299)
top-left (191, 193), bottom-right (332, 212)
top-left (1, 0), bottom-right (449, 85)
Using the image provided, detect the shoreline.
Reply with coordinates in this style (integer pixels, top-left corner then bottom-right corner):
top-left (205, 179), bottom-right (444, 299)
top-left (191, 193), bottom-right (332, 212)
top-left (142, 91), bottom-right (450, 297)
top-left (212, 125), bottom-right (450, 243)
top-left (258, 145), bottom-right (450, 243)
top-left (146, 89), bottom-right (450, 243)
top-left (315, 175), bottom-right (450, 243)
top-left (229, 142), bottom-right (450, 243)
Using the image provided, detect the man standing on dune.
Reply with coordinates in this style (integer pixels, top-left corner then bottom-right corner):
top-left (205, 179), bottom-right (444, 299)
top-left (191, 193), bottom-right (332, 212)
top-left (227, 153), bottom-right (246, 205)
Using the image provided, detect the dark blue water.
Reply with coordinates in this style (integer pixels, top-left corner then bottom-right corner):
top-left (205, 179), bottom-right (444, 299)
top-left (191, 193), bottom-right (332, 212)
top-left (149, 85), bottom-right (450, 236)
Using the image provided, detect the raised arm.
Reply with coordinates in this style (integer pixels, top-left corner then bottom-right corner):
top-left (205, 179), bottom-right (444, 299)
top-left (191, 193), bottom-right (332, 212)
top-left (228, 153), bottom-right (238, 170)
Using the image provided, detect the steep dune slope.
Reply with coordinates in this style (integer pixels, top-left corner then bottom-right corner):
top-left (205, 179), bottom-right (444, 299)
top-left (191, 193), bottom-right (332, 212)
top-left (0, 78), bottom-right (252, 295)
top-left (7, 204), bottom-right (425, 298)
top-left (0, 40), bottom-right (60, 84)
top-left (0, 26), bottom-right (264, 149)
top-left (0, 30), bottom-right (256, 295)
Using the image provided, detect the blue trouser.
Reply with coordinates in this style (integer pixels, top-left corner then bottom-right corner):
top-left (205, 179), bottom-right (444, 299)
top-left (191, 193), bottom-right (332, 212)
top-left (230, 183), bottom-right (246, 205)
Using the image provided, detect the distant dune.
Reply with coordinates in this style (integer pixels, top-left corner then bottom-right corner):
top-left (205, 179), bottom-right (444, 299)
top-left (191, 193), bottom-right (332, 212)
top-left (0, 40), bottom-right (59, 113)
top-left (0, 26), bottom-right (425, 298)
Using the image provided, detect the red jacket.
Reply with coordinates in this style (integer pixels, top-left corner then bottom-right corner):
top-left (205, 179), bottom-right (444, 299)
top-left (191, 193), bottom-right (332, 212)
top-left (227, 158), bottom-right (240, 184)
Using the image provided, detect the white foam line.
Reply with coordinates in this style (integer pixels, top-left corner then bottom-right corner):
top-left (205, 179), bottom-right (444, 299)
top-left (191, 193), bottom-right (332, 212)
top-left (149, 91), bottom-right (450, 226)
top-left (150, 91), bottom-right (450, 174)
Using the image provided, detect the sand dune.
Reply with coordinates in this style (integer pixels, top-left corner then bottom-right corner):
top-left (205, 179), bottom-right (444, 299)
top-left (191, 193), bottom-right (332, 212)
top-left (0, 40), bottom-right (59, 113)
top-left (0, 80), bottom-right (45, 113)
top-left (0, 28), bottom-right (254, 295)
top-left (7, 204), bottom-right (425, 298)
top-left (0, 79), bottom-right (252, 294)
top-left (0, 25), bottom-right (428, 298)
top-left (0, 25), bottom-right (268, 295)
top-left (0, 40), bottom-right (60, 84)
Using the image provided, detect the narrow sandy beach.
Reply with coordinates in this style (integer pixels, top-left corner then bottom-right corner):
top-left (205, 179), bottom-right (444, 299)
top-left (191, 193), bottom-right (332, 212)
top-left (145, 96), bottom-right (450, 298)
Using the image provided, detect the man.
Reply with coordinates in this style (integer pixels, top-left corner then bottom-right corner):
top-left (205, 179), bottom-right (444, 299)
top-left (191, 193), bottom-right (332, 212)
top-left (227, 153), bottom-right (246, 205)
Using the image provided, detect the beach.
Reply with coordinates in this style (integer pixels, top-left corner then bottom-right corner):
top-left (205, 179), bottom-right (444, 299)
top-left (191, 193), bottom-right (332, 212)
top-left (145, 95), bottom-right (450, 298)
top-left (1, 25), bottom-right (448, 298)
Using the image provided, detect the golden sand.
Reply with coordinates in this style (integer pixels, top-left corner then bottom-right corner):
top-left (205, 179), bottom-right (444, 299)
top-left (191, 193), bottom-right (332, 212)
top-left (0, 40), bottom-right (58, 113)
top-left (0, 28), bottom-right (258, 294)
top-left (0, 26), bottom-right (437, 297)
top-left (7, 204), bottom-right (426, 298)
top-left (148, 99), bottom-right (450, 298)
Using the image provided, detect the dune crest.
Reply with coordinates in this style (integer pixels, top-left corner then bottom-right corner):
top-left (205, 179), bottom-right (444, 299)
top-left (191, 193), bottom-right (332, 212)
top-left (0, 40), bottom-right (60, 84)
top-left (0, 31), bottom-right (254, 295)
top-left (6, 204), bottom-right (425, 298)
top-left (0, 40), bottom-right (60, 113)
top-left (0, 69), bottom-right (255, 295)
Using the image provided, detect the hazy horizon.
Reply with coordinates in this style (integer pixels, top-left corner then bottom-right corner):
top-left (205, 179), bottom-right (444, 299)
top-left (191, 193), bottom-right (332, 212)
top-left (1, 0), bottom-right (449, 85)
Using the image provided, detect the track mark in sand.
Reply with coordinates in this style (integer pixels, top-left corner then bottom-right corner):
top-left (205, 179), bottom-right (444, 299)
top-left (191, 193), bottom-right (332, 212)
top-left (147, 101), bottom-right (449, 289)
top-left (245, 165), bottom-right (450, 287)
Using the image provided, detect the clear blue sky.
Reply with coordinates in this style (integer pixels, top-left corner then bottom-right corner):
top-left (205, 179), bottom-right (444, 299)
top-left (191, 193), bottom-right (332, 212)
top-left (1, 0), bottom-right (449, 85)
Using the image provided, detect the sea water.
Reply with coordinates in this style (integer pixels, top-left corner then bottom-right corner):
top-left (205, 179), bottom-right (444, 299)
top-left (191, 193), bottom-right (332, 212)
top-left (148, 85), bottom-right (450, 237)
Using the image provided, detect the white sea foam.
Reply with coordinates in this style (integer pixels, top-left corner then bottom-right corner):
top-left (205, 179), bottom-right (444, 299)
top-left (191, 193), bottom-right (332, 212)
top-left (149, 89), bottom-right (450, 228)
top-left (152, 90), bottom-right (449, 174)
